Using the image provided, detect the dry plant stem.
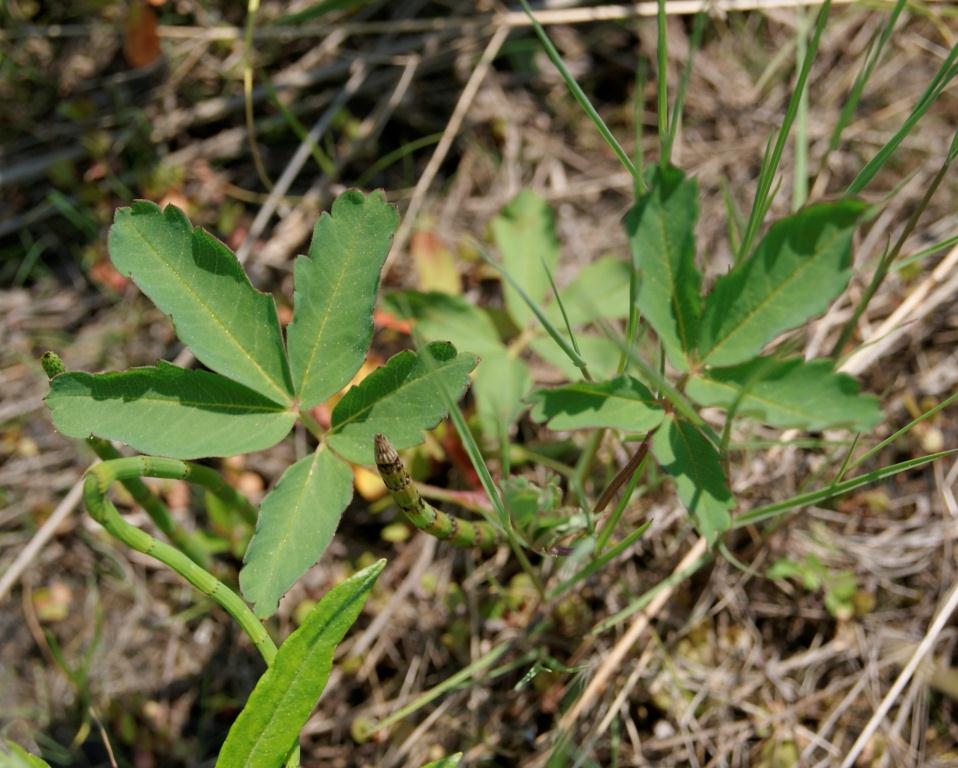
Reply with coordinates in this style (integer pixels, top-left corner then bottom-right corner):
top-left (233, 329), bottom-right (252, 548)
top-left (235, 62), bottom-right (369, 263)
top-left (386, 24), bottom-right (510, 272)
top-left (42, 0), bottom-right (917, 43)
top-left (839, 579), bottom-right (958, 768)
top-left (840, 243), bottom-right (958, 376)
top-left (0, 476), bottom-right (84, 604)
top-left (83, 457), bottom-right (276, 665)
top-left (831, 154), bottom-right (954, 356)
top-left (557, 536), bottom-right (709, 733)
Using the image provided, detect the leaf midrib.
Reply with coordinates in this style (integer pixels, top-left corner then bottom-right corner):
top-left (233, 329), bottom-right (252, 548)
top-left (702, 226), bottom-right (848, 364)
top-left (328, 352), bottom-right (465, 434)
top-left (241, 572), bottom-right (378, 764)
top-left (296, 224), bottom-right (360, 401)
top-left (253, 449), bottom-right (325, 609)
top-left (55, 391), bottom-right (289, 414)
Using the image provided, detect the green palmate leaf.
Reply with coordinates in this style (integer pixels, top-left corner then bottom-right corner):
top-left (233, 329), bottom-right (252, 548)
top-left (420, 755), bottom-right (463, 768)
top-left (542, 255), bottom-right (632, 327)
top-left (473, 350), bottom-right (532, 441)
top-left (109, 201), bottom-right (292, 405)
top-left (327, 342), bottom-right (478, 464)
top-left (528, 375), bottom-right (665, 432)
top-left (698, 200), bottom-right (867, 367)
top-left (45, 363), bottom-right (296, 460)
top-left (287, 190), bottom-right (399, 408)
top-left (218, 560), bottom-right (385, 768)
top-left (383, 291), bottom-right (503, 358)
top-left (627, 165), bottom-right (702, 371)
top-left (240, 445), bottom-right (353, 618)
top-left (651, 415), bottom-right (733, 545)
top-left (491, 190), bottom-right (560, 329)
top-left (531, 333), bottom-right (622, 381)
top-left (687, 356), bottom-right (882, 431)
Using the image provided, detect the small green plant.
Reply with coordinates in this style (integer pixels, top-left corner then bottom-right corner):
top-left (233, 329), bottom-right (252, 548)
top-left (41, 190), bottom-right (483, 766)
top-left (768, 554), bottom-right (862, 620)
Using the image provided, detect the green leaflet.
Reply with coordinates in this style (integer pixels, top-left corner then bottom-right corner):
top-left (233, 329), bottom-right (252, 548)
top-left (698, 200), bottom-right (868, 367)
top-left (45, 363), bottom-right (296, 460)
top-left (383, 290), bottom-right (504, 358)
top-left (528, 375), bottom-right (665, 432)
top-left (109, 201), bottom-right (293, 405)
top-left (473, 350), bottom-right (532, 443)
top-left (288, 189), bottom-right (399, 408)
top-left (687, 356), bottom-right (883, 431)
top-left (217, 560), bottom-right (385, 768)
top-left (240, 445), bottom-right (354, 618)
top-left (327, 342), bottom-right (478, 465)
top-left (626, 165), bottom-right (702, 371)
top-left (651, 416), bottom-right (733, 545)
top-left (491, 189), bottom-right (561, 329)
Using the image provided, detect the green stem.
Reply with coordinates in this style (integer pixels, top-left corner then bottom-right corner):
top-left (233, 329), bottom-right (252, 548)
top-left (84, 457), bottom-right (276, 665)
top-left (86, 438), bottom-right (211, 568)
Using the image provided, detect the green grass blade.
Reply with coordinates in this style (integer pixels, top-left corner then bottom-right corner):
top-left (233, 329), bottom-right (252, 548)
top-left (815, 0), bottom-right (906, 180)
top-left (518, 0), bottom-right (636, 179)
top-left (733, 449), bottom-right (957, 528)
top-left (475, 241), bottom-right (591, 378)
top-left (666, 11), bottom-right (706, 166)
top-left (593, 546), bottom-right (713, 633)
top-left (549, 520), bottom-right (651, 600)
top-left (656, 0), bottom-right (669, 164)
top-left (846, 42), bottom-right (958, 196)
top-left (846, 390), bottom-right (958, 475)
top-left (738, 0), bottom-right (831, 260)
top-left (792, 8), bottom-right (809, 210)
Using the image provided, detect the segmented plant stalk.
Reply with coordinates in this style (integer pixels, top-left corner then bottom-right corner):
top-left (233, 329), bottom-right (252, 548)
top-left (374, 434), bottom-right (498, 550)
top-left (84, 457), bottom-right (277, 665)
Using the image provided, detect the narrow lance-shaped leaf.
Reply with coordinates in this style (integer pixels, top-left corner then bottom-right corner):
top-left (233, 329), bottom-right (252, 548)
top-left (651, 415), bottom-right (733, 545)
top-left (698, 200), bottom-right (868, 367)
top-left (541, 255), bottom-right (632, 328)
top-left (491, 190), bottom-right (560, 329)
top-left (45, 363), bottom-right (296, 460)
top-left (217, 560), bottom-right (386, 768)
top-left (528, 375), bottom-right (665, 432)
top-left (626, 165), bottom-right (702, 371)
top-left (327, 342), bottom-right (478, 465)
top-left (240, 445), bottom-right (354, 618)
top-left (108, 201), bottom-right (292, 404)
top-left (287, 189), bottom-right (399, 408)
top-left (686, 356), bottom-right (882, 431)
top-left (531, 334), bottom-right (622, 382)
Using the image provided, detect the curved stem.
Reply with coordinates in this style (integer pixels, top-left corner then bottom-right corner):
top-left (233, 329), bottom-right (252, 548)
top-left (84, 457), bottom-right (276, 665)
